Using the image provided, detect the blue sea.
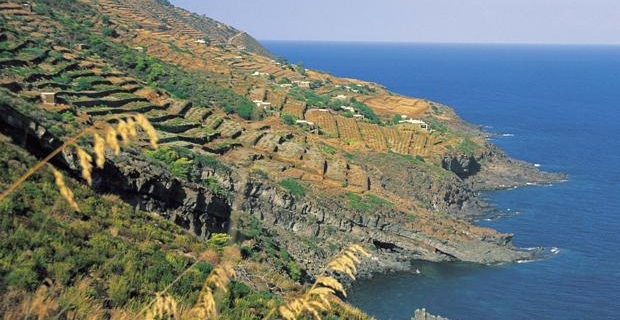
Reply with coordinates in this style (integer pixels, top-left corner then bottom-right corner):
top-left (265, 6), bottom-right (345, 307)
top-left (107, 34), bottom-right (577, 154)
top-left (263, 41), bottom-right (620, 320)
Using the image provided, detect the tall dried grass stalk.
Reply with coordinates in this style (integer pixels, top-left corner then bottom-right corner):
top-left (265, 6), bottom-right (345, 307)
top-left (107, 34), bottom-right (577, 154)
top-left (126, 117), bottom-right (138, 138)
top-left (186, 263), bottom-right (236, 319)
top-left (76, 146), bottom-right (93, 185)
top-left (144, 293), bottom-right (178, 320)
top-left (116, 119), bottom-right (130, 144)
top-left (51, 167), bottom-right (80, 211)
top-left (273, 245), bottom-right (369, 320)
top-left (134, 114), bottom-right (158, 148)
top-left (105, 126), bottom-right (121, 155)
top-left (93, 133), bottom-right (106, 168)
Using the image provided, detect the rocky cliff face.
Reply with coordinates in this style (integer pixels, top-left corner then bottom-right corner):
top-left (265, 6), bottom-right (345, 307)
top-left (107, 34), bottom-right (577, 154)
top-left (0, 99), bottom-right (543, 276)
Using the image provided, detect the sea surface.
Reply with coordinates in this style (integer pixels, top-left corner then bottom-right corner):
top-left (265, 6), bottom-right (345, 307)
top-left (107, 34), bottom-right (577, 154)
top-left (263, 41), bottom-right (620, 320)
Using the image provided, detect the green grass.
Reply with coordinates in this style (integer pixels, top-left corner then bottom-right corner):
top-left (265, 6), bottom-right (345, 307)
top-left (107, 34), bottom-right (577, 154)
top-left (320, 144), bottom-right (337, 155)
top-left (346, 192), bottom-right (394, 213)
top-left (457, 137), bottom-right (479, 155)
top-left (0, 141), bottom-right (211, 310)
top-left (278, 178), bottom-right (305, 198)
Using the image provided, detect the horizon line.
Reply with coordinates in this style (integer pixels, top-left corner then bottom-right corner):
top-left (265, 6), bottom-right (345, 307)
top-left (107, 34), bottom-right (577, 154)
top-left (258, 39), bottom-right (620, 47)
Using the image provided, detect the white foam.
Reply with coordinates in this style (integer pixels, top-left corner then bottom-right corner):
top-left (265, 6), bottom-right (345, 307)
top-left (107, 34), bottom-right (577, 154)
top-left (517, 259), bottom-right (533, 264)
top-left (501, 133), bottom-right (515, 137)
top-left (534, 163), bottom-right (541, 167)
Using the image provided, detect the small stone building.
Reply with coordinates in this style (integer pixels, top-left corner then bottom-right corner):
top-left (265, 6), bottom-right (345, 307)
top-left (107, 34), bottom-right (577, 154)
top-left (40, 92), bottom-right (56, 105)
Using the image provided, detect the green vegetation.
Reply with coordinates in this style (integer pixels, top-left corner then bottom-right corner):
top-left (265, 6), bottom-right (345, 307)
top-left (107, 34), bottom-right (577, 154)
top-left (280, 112), bottom-right (298, 125)
top-left (204, 176), bottom-right (227, 197)
top-left (350, 98), bottom-right (379, 123)
top-left (426, 117), bottom-right (448, 133)
top-left (144, 147), bottom-right (194, 179)
top-left (278, 178), bottom-right (305, 198)
top-left (320, 143), bottom-right (337, 155)
top-left (346, 192), bottom-right (394, 213)
top-left (457, 137), bottom-right (479, 155)
top-left (236, 214), bottom-right (304, 283)
top-left (0, 142), bottom-right (211, 311)
top-left (205, 233), bottom-right (230, 251)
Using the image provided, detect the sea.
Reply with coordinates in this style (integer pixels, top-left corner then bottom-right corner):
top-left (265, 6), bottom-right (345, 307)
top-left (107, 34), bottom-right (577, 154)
top-left (262, 41), bottom-right (620, 320)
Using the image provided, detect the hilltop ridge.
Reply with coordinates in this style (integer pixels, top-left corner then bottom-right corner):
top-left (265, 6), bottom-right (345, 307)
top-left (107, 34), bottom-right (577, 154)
top-left (0, 0), bottom-right (564, 318)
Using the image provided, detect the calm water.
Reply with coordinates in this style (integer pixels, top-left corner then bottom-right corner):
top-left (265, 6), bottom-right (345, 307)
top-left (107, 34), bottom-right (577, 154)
top-left (263, 41), bottom-right (620, 320)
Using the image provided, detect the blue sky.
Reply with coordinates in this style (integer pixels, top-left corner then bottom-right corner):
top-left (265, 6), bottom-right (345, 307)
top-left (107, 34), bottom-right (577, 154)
top-left (171, 0), bottom-right (620, 44)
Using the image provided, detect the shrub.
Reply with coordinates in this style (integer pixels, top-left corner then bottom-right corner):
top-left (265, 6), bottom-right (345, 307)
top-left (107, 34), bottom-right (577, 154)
top-left (206, 233), bottom-right (230, 251)
top-left (280, 113), bottom-right (297, 125)
top-left (236, 102), bottom-right (254, 120)
top-left (144, 147), bottom-right (193, 179)
top-left (205, 176), bottom-right (226, 196)
top-left (170, 157), bottom-right (193, 179)
top-left (4, 262), bottom-right (39, 291)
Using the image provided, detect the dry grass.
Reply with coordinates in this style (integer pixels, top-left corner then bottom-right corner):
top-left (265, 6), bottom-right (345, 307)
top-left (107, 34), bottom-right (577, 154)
top-left (184, 263), bottom-right (235, 319)
top-left (145, 293), bottom-right (178, 320)
top-left (51, 166), bottom-right (80, 211)
top-left (274, 244), bottom-right (370, 320)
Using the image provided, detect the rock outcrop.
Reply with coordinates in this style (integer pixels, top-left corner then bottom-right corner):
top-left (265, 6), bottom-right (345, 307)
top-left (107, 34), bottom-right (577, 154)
top-left (412, 308), bottom-right (452, 320)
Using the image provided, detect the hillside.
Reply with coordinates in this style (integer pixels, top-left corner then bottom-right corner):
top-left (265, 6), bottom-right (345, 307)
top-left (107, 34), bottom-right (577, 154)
top-left (0, 0), bottom-right (563, 318)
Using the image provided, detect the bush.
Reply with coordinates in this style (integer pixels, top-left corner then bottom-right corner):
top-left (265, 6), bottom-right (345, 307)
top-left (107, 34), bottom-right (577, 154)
top-left (170, 157), bottom-right (193, 179)
top-left (205, 176), bottom-right (226, 196)
top-left (206, 233), bottom-right (230, 251)
top-left (236, 102), bottom-right (254, 120)
top-left (4, 262), bottom-right (39, 291)
top-left (144, 147), bottom-right (193, 179)
top-left (280, 113), bottom-right (297, 125)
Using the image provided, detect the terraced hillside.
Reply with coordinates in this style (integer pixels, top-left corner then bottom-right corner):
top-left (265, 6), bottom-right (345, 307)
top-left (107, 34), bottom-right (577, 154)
top-left (0, 0), bottom-right (562, 318)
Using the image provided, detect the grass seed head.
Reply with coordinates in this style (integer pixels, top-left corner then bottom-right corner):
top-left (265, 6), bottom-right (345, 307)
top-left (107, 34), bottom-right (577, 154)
top-left (93, 133), bottom-right (105, 168)
top-left (105, 126), bottom-right (120, 155)
top-left (76, 146), bottom-right (93, 185)
top-left (52, 167), bottom-right (80, 211)
top-left (116, 119), bottom-right (130, 145)
top-left (134, 114), bottom-right (158, 148)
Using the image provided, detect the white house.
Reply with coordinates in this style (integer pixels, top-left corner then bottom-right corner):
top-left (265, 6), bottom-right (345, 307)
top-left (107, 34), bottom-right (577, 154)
top-left (295, 120), bottom-right (315, 127)
top-left (194, 39), bottom-right (206, 44)
top-left (341, 106), bottom-right (355, 113)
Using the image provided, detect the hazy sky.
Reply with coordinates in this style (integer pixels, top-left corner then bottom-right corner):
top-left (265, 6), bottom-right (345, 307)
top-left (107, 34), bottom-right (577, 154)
top-left (171, 0), bottom-right (620, 44)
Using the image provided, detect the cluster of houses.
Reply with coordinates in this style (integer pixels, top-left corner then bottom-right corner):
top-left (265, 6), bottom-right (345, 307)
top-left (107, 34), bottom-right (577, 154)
top-left (253, 100), bottom-right (272, 109)
top-left (335, 84), bottom-right (363, 94)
